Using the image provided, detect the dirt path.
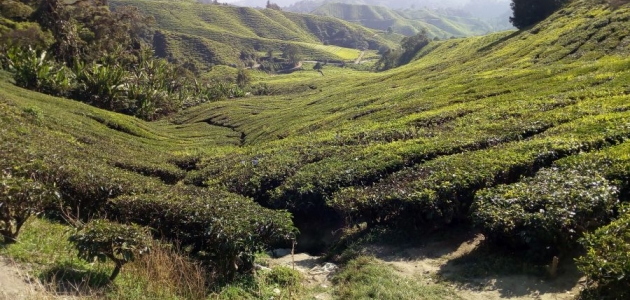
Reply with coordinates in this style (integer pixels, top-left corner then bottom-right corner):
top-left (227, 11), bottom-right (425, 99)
top-left (369, 232), bottom-right (585, 300)
top-left (271, 230), bottom-right (586, 300)
top-left (354, 51), bottom-right (365, 64)
top-left (269, 253), bottom-right (335, 300)
top-left (0, 257), bottom-right (39, 300)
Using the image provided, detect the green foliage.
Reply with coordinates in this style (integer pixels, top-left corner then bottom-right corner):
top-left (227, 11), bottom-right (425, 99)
top-left (0, 0), bottom-right (34, 20)
top-left (69, 219), bottom-right (152, 281)
top-left (266, 266), bottom-right (301, 288)
top-left (375, 30), bottom-right (429, 70)
top-left (281, 44), bottom-right (301, 66)
top-left (236, 68), bottom-right (251, 88)
top-left (6, 47), bottom-right (72, 96)
top-left (250, 82), bottom-right (273, 96)
top-left (0, 173), bottom-right (58, 243)
top-left (0, 21), bottom-right (54, 51)
top-left (73, 60), bottom-right (127, 111)
top-left (472, 167), bottom-right (619, 261)
top-left (332, 256), bottom-right (460, 300)
top-left (510, 0), bottom-right (568, 29)
top-left (214, 265), bottom-right (303, 299)
top-left (577, 204), bottom-right (630, 298)
top-left (123, 49), bottom-right (189, 120)
top-left (109, 187), bottom-right (297, 279)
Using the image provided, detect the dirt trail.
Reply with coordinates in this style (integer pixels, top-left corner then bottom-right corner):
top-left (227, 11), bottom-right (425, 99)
top-left (369, 232), bottom-right (585, 300)
top-left (269, 253), bottom-right (334, 300)
top-left (272, 231), bottom-right (586, 300)
top-left (0, 257), bottom-right (39, 300)
top-left (354, 51), bottom-right (365, 64)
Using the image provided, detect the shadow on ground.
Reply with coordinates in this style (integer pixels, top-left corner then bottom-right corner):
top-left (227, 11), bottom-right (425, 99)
top-left (39, 262), bottom-right (111, 296)
top-left (435, 238), bottom-right (584, 299)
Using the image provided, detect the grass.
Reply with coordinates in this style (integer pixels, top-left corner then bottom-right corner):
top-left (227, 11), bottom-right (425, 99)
top-left (332, 256), bottom-right (461, 300)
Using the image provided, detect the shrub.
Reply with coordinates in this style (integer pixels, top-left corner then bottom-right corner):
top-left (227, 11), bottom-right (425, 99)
top-left (109, 187), bottom-right (297, 279)
top-left (266, 266), bottom-right (301, 288)
top-left (69, 219), bottom-right (152, 281)
top-left (73, 60), bottom-right (127, 111)
top-left (472, 167), bottom-right (618, 261)
top-left (0, 22), bottom-right (54, 51)
top-left (576, 204), bottom-right (630, 298)
top-left (6, 46), bottom-right (72, 96)
top-left (0, 173), bottom-right (58, 243)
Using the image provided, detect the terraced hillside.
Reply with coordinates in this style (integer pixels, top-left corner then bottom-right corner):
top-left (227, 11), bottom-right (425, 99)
top-left (110, 0), bottom-right (394, 69)
top-left (2, 0), bottom-right (630, 298)
top-left (310, 2), bottom-right (498, 38)
top-left (173, 0), bottom-right (630, 251)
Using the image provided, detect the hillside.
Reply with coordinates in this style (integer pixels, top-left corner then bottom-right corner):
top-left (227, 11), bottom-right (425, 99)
top-left (283, 0), bottom-right (491, 11)
top-left (110, 0), bottom-right (395, 69)
top-left (2, 0), bottom-right (630, 298)
top-left (309, 2), bottom-right (499, 38)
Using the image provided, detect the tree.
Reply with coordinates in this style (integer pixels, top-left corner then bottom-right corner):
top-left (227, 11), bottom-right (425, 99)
top-left (374, 30), bottom-right (429, 71)
top-left (266, 0), bottom-right (281, 10)
top-left (509, 0), bottom-right (567, 29)
top-left (69, 220), bottom-right (151, 281)
top-left (1, 174), bottom-right (58, 243)
top-left (386, 26), bottom-right (394, 34)
top-left (236, 68), bottom-right (251, 88)
top-left (398, 30), bottom-right (429, 64)
top-left (282, 44), bottom-right (301, 66)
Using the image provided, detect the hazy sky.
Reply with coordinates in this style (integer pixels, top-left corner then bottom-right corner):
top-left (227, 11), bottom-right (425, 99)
top-left (222, 0), bottom-right (509, 3)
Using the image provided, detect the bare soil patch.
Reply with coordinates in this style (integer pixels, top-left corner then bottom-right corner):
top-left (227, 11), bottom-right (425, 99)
top-left (0, 257), bottom-right (39, 300)
top-left (367, 231), bottom-right (586, 300)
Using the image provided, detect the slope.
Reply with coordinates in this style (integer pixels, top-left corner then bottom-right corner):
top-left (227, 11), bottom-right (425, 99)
top-left (110, 0), bottom-right (395, 69)
top-left (310, 2), bottom-right (497, 38)
top-left (174, 0), bottom-right (630, 251)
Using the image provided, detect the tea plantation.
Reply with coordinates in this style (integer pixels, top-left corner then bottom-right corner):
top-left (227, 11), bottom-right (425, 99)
top-left (1, 0), bottom-right (630, 298)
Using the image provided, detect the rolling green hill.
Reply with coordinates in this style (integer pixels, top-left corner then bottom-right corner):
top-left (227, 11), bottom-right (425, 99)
top-left (110, 0), bottom-right (395, 70)
top-left (2, 0), bottom-right (630, 297)
top-left (310, 2), bottom-right (498, 38)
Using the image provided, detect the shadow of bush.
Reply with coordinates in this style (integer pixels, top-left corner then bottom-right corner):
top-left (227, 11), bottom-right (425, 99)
top-left (436, 240), bottom-right (582, 298)
top-left (39, 262), bottom-right (111, 295)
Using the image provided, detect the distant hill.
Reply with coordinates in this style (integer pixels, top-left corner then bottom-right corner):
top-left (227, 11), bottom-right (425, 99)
top-left (234, 0), bottom-right (482, 10)
top-left (308, 2), bottom-right (503, 38)
top-left (285, 0), bottom-right (513, 36)
top-left (110, 0), bottom-right (395, 70)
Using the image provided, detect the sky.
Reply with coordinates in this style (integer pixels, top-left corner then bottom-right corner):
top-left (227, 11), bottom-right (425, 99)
top-left (221, 0), bottom-right (510, 4)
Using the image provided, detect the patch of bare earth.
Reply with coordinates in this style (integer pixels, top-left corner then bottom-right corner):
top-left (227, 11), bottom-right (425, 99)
top-left (0, 257), bottom-right (41, 300)
top-left (367, 231), bottom-right (586, 300)
top-left (269, 253), bottom-right (334, 300)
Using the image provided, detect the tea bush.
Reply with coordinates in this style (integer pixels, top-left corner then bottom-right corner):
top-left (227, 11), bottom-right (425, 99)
top-left (69, 219), bottom-right (152, 281)
top-left (109, 187), bottom-right (297, 278)
top-left (472, 167), bottom-right (618, 261)
top-left (0, 173), bottom-right (58, 243)
top-left (577, 204), bottom-right (630, 298)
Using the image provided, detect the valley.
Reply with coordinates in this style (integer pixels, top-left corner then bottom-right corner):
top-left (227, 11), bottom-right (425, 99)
top-left (0, 0), bottom-right (629, 299)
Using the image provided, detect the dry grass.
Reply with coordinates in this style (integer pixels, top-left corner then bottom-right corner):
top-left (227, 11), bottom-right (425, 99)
top-left (120, 242), bottom-right (209, 300)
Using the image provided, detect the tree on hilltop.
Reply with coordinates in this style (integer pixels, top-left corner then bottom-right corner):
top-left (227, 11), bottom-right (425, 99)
top-left (266, 1), bottom-right (281, 10)
top-left (509, 0), bottom-right (568, 29)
